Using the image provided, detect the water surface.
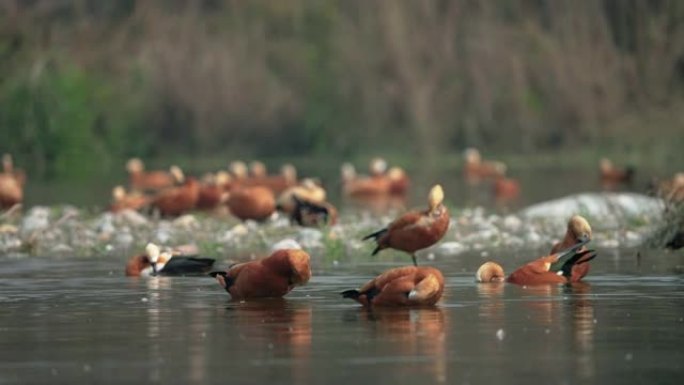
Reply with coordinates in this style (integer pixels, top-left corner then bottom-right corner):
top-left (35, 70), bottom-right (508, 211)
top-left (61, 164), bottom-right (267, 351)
top-left (1, 249), bottom-right (682, 384)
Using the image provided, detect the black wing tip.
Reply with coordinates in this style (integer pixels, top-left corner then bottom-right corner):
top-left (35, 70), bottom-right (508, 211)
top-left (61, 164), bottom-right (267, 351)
top-left (362, 228), bottom-right (387, 241)
top-left (208, 271), bottom-right (227, 278)
top-left (341, 289), bottom-right (360, 299)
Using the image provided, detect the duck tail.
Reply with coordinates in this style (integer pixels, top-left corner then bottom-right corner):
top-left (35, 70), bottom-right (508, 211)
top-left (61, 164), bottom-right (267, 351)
top-left (362, 228), bottom-right (387, 242)
top-left (341, 289), bottom-right (360, 299)
top-left (550, 238), bottom-right (597, 278)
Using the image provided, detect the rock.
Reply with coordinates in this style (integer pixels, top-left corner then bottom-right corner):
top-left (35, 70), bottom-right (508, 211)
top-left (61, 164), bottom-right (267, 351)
top-left (520, 193), bottom-right (663, 228)
top-left (271, 238), bottom-right (303, 251)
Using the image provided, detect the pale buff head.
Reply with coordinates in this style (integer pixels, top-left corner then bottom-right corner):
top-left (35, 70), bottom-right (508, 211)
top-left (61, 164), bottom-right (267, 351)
top-left (341, 163), bottom-right (356, 182)
top-left (428, 184), bottom-right (445, 211)
top-left (476, 262), bottom-right (506, 283)
top-left (388, 167), bottom-right (406, 181)
top-left (463, 148), bottom-right (481, 164)
top-left (567, 215), bottom-right (592, 242)
top-left (492, 161), bottom-right (507, 176)
top-left (281, 164), bottom-right (297, 182)
top-left (169, 166), bottom-right (185, 183)
top-left (300, 178), bottom-right (326, 201)
top-left (250, 161), bottom-right (267, 178)
top-left (126, 158), bottom-right (144, 173)
top-left (215, 171), bottom-right (232, 186)
top-left (599, 158), bottom-right (612, 172)
top-left (145, 243), bottom-right (161, 264)
top-left (2, 153), bottom-right (13, 172)
top-left (229, 161), bottom-right (248, 179)
top-left (286, 249), bottom-right (312, 286)
top-left (673, 173), bottom-right (684, 187)
top-left (112, 186), bottom-right (126, 201)
top-left (369, 157), bottom-right (388, 176)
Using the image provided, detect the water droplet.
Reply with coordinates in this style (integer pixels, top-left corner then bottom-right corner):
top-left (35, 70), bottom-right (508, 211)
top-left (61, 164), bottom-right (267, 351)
top-left (625, 353), bottom-right (633, 361)
top-left (141, 297), bottom-right (148, 302)
top-left (496, 329), bottom-right (505, 340)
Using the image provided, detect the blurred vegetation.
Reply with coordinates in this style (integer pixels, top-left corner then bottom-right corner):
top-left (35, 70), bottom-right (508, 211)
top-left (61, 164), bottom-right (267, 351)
top-left (1, 0), bottom-right (684, 178)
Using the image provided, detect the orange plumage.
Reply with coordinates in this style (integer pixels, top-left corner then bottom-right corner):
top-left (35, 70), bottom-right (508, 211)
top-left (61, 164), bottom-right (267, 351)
top-left (387, 167), bottom-right (410, 196)
top-left (210, 249), bottom-right (311, 300)
top-left (150, 176), bottom-right (200, 217)
top-left (599, 158), bottom-right (635, 187)
top-left (342, 266), bottom-right (444, 307)
top-left (476, 215), bottom-right (596, 285)
top-left (126, 158), bottom-right (178, 192)
top-left (0, 154), bottom-right (23, 209)
top-left (363, 184), bottom-right (449, 266)
top-left (109, 186), bottom-right (150, 213)
top-left (462, 148), bottom-right (506, 182)
top-left (493, 175), bottom-right (521, 202)
top-left (228, 186), bottom-right (276, 221)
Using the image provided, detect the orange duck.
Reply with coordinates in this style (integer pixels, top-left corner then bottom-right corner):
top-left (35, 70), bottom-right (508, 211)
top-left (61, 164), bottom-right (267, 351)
top-left (234, 162), bottom-right (298, 194)
top-left (196, 173), bottom-right (230, 211)
top-left (126, 158), bottom-right (179, 192)
top-left (277, 178), bottom-right (327, 214)
top-left (476, 215), bottom-right (594, 284)
top-left (150, 168), bottom-right (200, 217)
top-left (126, 243), bottom-right (215, 277)
top-left (599, 158), bottom-right (635, 187)
top-left (387, 167), bottom-right (410, 196)
top-left (363, 184), bottom-right (450, 266)
top-left (0, 155), bottom-right (23, 209)
top-left (493, 169), bottom-right (521, 202)
top-left (476, 239), bottom-right (596, 285)
top-left (109, 185), bottom-right (150, 213)
top-left (227, 186), bottom-right (276, 221)
top-left (462, 148), bottom-right (506, 182)
top-left (289, 195), bottom-right (338, 227)
top-left (342, 266), bottom-right (444, 307)
top-left (654, 172), bottom-right (684, 202)
top-left (209, 248), bottom-right (311, 300)
top-left (341, 163), bottom-right (391, 197)
top-left (2, 154), bottom-right (26, 187)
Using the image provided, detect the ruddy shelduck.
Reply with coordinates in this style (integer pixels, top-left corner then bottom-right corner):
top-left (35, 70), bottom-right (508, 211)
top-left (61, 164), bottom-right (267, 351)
top-left (476, 239), bottom-right (597, 285)
top-left (210, 248), bottom-right (312, 300)
top-left (0, 154), bottom-right (23, 209)
top-left (227, 186), bottom-right (277, 221)
top-left (2, 154), bottom-right (26, 186)
top-left (196, 173), bottom-right (230, 210)
top-left (150, 169), bottom-right (200, 217)
top-left (462, 148), bottom-right (506, 181)
top-left (126, 243), bottom-right (215, 277)
top-left (341, 163), bottom-right (391, 197)
top-left (493, 167), bottom-right (521, 202)
top-left (109, 185), bottom-right (149, 213)
top-left (387, 167), bottom-right (410, 196)
top-left (342, 266), bottom-right (445, 307)
top-left (126, 158), bottom-right (179, 192)
top-left (599, 158), bottom-right (635, 186)
top-left (276, 178), bottom-right (327, 214)
top-left (289, 195), bottom-right (338, 227)
top-left (363, 184), bottom-right (450, 266)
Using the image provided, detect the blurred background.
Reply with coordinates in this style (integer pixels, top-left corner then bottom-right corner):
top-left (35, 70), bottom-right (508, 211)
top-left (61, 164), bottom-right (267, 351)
top-left (1, 0), bottom-right (683, 180)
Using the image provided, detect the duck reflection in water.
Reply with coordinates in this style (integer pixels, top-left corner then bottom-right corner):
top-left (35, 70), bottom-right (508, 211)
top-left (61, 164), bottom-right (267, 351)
top-left (346, 307), bottom-right (448, 383)
top-left (226, 299), bottom-right (312, 384)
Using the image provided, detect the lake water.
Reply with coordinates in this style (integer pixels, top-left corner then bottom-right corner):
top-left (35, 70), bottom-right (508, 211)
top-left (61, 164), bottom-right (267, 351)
top-left (1, 164), bottom-right (683, 384)
top-left (1, 248), bottom-right (682, 384)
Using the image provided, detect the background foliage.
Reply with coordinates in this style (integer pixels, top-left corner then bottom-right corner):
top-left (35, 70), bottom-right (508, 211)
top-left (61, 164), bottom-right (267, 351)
top-left (1, 0), bottom-right (683, 178)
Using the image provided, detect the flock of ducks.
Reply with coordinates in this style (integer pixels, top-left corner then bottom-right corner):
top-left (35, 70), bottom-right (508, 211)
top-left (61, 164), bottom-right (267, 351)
top-left (2, 150), bottom-right (683, 308)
